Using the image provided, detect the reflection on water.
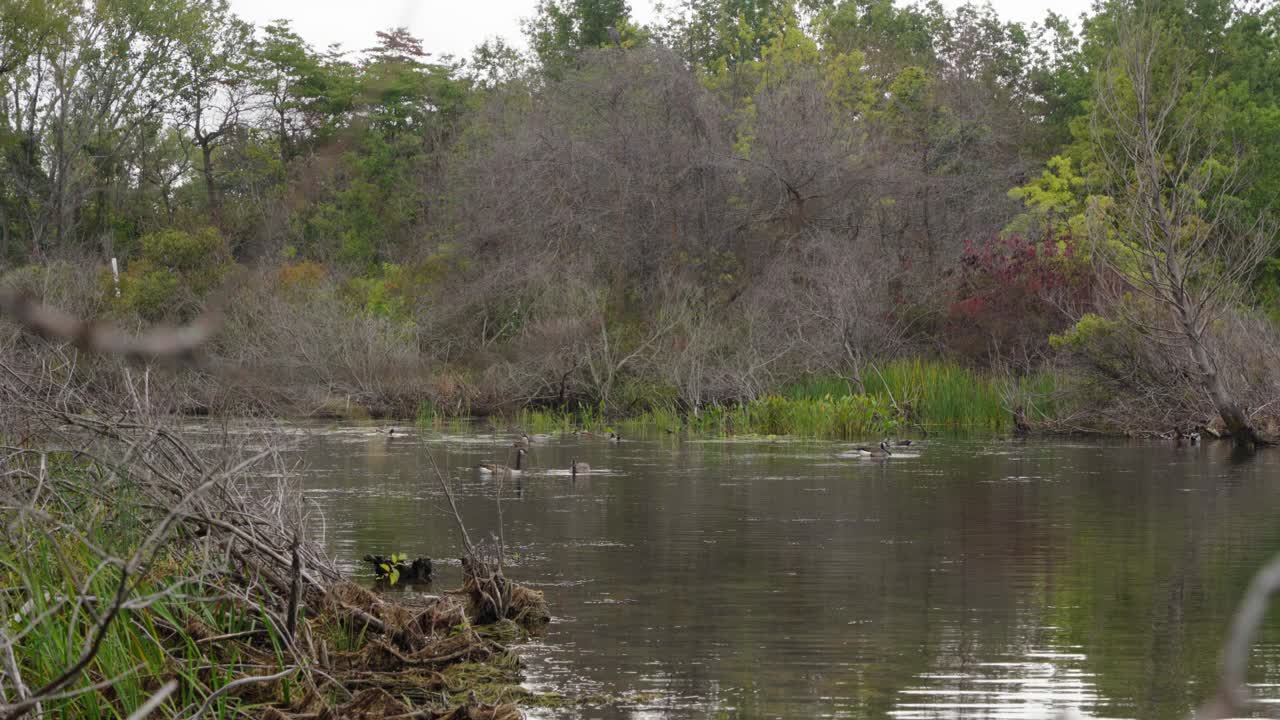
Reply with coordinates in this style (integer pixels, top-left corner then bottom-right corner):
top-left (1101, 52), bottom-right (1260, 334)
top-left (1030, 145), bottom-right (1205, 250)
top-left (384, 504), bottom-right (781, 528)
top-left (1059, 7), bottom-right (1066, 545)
top-left (271, 424), bottom-right (1280, 718)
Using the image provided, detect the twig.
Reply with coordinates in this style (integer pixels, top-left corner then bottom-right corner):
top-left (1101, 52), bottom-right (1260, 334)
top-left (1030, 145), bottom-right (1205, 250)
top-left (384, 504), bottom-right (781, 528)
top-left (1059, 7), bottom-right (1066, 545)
top-left (286, 531), bottom-right (301, 641)
top-left (423, 446), bottom-right (474, 556)
top-left (181, 668), bottom-right (296, 720)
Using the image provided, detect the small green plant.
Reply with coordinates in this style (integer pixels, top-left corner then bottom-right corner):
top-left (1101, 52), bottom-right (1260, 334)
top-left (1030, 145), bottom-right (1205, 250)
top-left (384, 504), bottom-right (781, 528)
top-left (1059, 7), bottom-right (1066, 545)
top-left (379, 552), bottom-right (407, 586)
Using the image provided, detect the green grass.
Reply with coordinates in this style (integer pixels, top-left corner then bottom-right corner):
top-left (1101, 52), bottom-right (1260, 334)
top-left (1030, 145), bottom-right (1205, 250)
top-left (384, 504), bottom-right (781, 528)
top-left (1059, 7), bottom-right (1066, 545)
top-left (1, 463), bottom-right (292, 719)
top-left (681, 394), bottom-right (903, 438)
top-left (783, 360), bottom-right (1062, 432)
top-left (861, 359), bottom-right (1009, 429)
top-left (512, 407), bottom-right (605, 433)
top-left (464, 359), bottom-right (1064, 440)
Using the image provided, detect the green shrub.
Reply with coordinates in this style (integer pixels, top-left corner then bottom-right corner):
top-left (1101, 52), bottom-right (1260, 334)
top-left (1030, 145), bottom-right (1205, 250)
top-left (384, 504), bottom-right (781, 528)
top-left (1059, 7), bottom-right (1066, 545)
top-left (117, 260), bottom-right (181, 320)
top-left (1049, 312), bottom-right (1120, 351)
top-left (141, 227), bottom-right (222, 270)
top-left (113, 227), bottom-right (232, 319)
top-left (346, 263), bottom-right (409, 320)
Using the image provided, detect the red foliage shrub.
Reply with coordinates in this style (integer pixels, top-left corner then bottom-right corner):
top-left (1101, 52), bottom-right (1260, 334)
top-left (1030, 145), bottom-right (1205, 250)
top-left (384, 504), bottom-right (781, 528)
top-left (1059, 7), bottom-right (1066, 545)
top-left (946, 233), bottom-right (1094, 365)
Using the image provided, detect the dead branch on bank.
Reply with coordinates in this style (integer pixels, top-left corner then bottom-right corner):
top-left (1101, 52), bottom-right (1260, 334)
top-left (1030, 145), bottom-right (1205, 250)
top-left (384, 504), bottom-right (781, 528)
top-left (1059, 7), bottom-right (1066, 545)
top-left (1089, 18), bottom-right (1276, 448)
top-left (422, 446), bottom-right (549, 631)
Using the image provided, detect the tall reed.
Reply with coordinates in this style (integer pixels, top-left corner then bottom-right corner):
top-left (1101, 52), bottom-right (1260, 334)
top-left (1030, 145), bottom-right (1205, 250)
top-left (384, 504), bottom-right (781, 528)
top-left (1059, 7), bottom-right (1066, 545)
top-left (479, 360), bottom-right (1061, 439)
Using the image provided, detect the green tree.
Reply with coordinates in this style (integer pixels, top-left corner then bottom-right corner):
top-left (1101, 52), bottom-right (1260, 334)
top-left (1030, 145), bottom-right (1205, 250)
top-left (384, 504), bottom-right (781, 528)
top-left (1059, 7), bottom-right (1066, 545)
top-left (250, 20), bottom-right (355, 167)
top-left (292, 28), bottom-right (469, 268)
top-left (662, 0), bottom-right (789, 73)
top-left (1088, 16), bottom-right (1274, 446)
top-left (527, 0), bottom-right (634, 70)
top-left (175, 0), bottom-right (255, 230)
top-left (0, 0), bottom-right (205, 256)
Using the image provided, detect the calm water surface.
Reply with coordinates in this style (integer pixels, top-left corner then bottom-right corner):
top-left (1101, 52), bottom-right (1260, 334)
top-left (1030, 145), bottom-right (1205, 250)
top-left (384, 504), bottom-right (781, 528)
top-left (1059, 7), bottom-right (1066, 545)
top-left (284, 426), bottom-right (1280, 719)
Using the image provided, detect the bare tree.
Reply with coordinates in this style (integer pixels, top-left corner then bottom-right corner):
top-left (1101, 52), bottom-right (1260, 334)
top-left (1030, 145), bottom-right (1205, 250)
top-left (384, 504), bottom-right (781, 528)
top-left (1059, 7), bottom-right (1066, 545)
top-left (1089, 18), bottom-right (1275, 447)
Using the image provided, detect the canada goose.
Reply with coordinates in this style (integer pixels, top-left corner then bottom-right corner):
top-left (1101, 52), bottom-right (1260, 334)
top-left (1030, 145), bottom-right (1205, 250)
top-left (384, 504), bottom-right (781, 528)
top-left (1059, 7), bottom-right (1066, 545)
top-left (856, 441), bottom-right (893, 459)
top-left (1175, 430), bottom-right (1202, 447)
top-left (479, 448), bottom-right (526, 475)
top-left (608, 432), bottom-right (622, 444)
top-left (893, 439), bottom-right (912, 447)
top-left (570, 459), bottom-right (590, 477)
top-left (512, 433), bottom-right (530, 449)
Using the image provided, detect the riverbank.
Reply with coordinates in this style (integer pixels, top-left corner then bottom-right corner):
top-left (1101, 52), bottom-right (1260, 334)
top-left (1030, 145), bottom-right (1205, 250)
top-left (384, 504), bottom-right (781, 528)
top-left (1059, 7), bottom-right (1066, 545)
top-left (0, 378), bottom-right (562, 718)
top-left (0, 263), bottom-right (1249, 441)
top-left (442, 360), bottom-right (1066, 441)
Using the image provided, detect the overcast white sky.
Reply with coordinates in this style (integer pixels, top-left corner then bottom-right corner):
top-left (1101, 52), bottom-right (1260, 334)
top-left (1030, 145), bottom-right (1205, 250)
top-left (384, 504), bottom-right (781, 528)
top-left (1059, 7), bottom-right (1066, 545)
top-left (227, 0), bottom-right (1094, 61)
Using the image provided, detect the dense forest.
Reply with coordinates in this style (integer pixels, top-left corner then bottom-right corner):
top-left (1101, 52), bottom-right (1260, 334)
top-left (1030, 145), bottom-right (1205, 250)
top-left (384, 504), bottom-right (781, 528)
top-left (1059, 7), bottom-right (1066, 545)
top-left (1, 0), bottom-right (1279, 439)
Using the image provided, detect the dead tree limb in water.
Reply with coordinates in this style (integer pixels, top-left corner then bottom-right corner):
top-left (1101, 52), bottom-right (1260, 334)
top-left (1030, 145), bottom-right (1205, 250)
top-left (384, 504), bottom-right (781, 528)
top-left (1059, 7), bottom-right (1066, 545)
top-left (1089, 17), bottom-right (1275, 448)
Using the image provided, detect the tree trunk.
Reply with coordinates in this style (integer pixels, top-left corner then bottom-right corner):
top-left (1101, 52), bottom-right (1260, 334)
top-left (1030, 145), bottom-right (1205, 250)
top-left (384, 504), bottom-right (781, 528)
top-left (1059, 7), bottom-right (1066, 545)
top-left (1185, 328), bottom-right (1261, 447)
top-left (200, 140), bottom-right (221, 228)
top-left (0, 203), bottom-right (10, 261)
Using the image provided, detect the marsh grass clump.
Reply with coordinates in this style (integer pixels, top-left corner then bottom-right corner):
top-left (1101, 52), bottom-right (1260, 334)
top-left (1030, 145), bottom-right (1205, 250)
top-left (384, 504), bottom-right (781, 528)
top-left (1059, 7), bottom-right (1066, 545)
top-left (781, 360), bottom-right (1062, 432)
top-left (480, 359), bottom-right (1071, 440)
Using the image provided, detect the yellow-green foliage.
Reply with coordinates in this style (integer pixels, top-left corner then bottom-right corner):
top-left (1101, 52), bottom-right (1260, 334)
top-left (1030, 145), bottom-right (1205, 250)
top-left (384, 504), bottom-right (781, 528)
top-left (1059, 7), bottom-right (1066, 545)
top-left (142, 227), bottom-right (226, 275)
top-left (1049, 312), bottom-right (1119, 352)
top-left (345, 263), bottom-right (410, 320)
top-left (1006, 155), bottom-right (1089, 239)
top-left (113, 227), bottom-right (232, 320)
top-left (720, 10), bottom-right (873, 157)
top-left (117, 261), bottom-right (182, 320)
top-left (822, 49), bottom-right (875, 117)
top-left (756, 11), bottom-right (819, 87)
top-left (344, 255), bottom-right (453, 322)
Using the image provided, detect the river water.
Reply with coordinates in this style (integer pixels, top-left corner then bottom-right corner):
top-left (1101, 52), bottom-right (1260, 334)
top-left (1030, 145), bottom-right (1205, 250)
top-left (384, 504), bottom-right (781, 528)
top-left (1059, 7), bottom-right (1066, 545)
top-left (286, 425), bottom-right (1280, 719)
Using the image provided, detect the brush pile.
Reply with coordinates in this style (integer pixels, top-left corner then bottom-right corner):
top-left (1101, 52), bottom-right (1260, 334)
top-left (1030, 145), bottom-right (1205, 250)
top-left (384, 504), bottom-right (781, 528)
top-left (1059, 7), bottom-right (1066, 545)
top-left (0, 358), bottom-right (550, 719)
